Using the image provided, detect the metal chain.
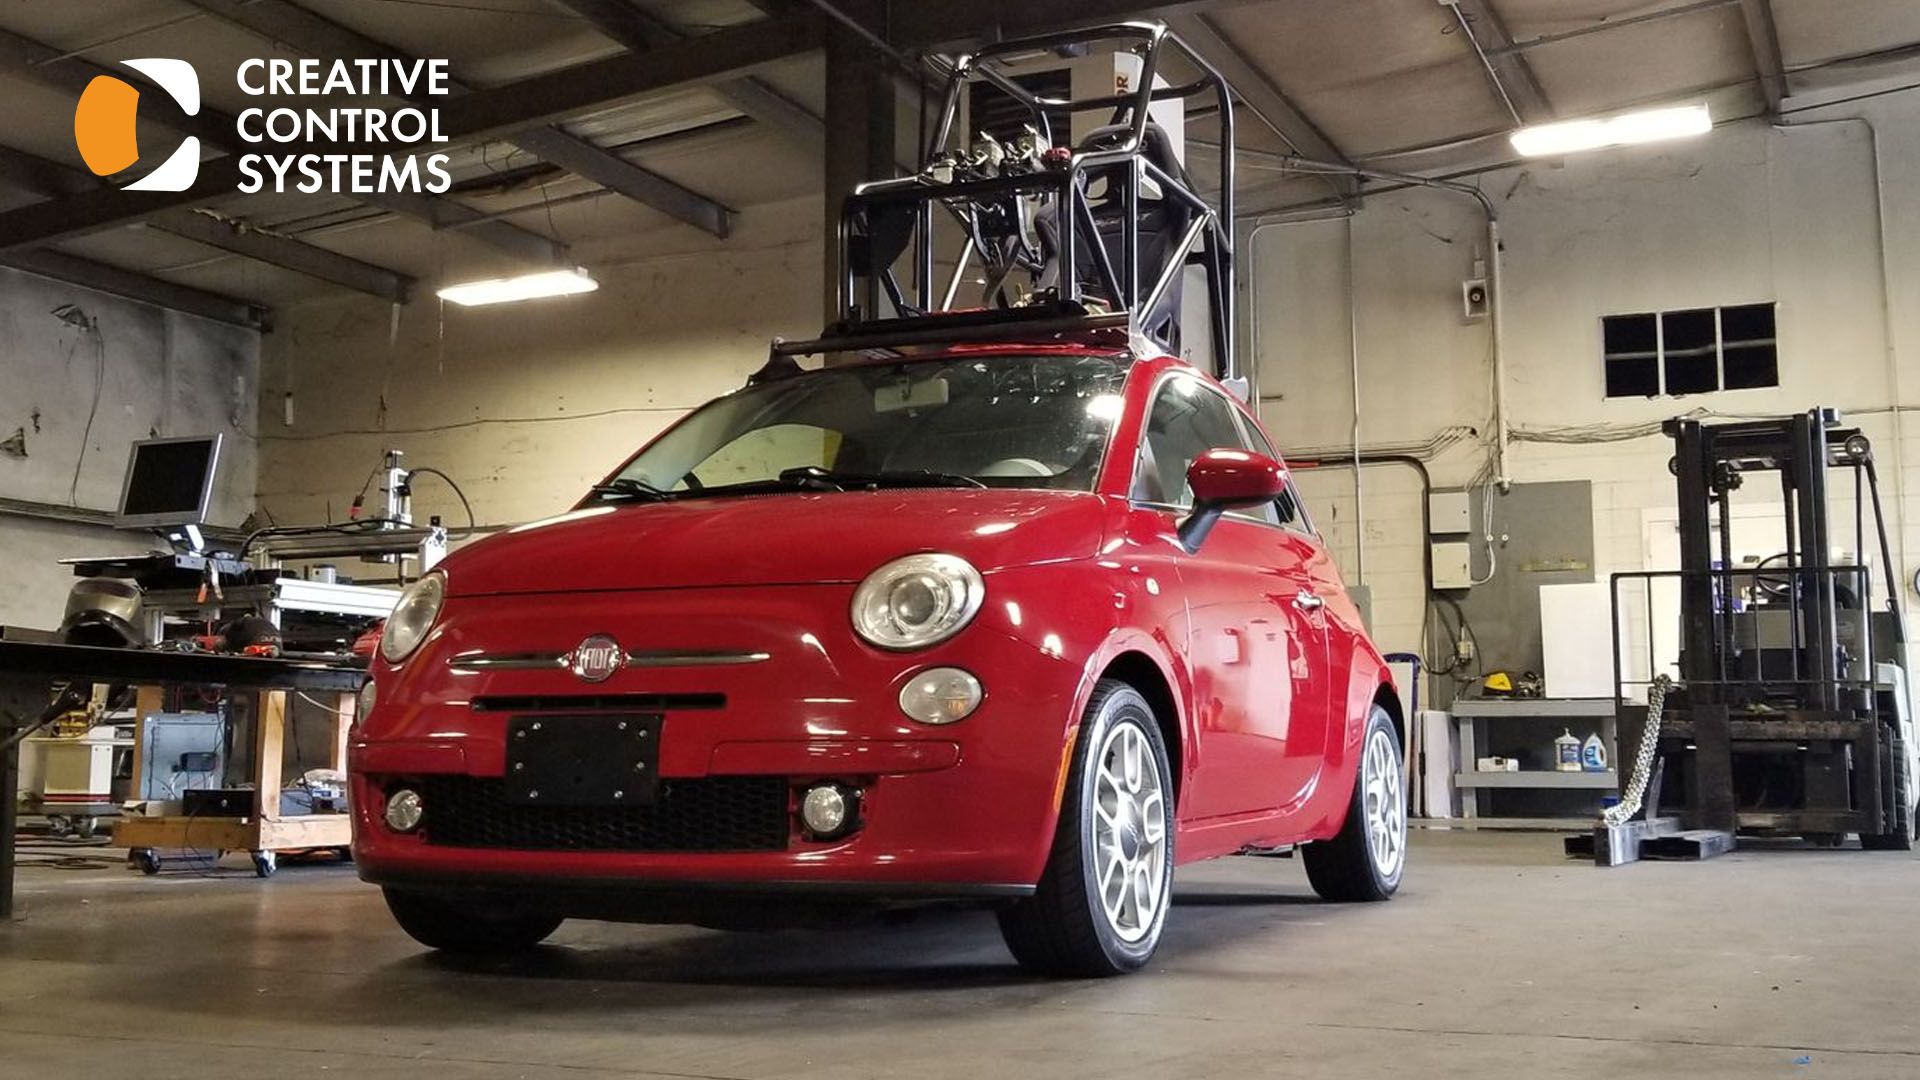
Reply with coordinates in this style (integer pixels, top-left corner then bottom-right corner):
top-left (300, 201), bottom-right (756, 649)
top-left (1603, 674), bottom-right (1673, 828)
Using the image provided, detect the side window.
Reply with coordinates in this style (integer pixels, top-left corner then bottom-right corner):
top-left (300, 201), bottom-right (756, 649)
top-left (1130, 377), bottom-right (1246, 509)
top-left (1232, 414), bottom-right (1306, 531)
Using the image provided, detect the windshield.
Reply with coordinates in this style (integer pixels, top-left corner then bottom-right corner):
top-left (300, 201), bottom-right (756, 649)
top-left (598, 353), bottom-right (1131, 500)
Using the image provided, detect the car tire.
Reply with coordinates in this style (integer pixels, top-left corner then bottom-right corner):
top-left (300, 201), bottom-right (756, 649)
top-left (383, 887), bottom-right (564, 953)
top-left (998, 680), bottom-right (1175, 977)
top-left (1861, 732), bottom-right (1915, 852)
top-left (1303, 703), bottom-right (1406, 902)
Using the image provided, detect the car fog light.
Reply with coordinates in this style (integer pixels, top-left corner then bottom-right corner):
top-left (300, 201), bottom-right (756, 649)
top-left (385, 788), bottom-right (424, 833)
top-left (800, 783), bottom-right (859, 839)
top-left (899, 667), bottom-right (983, 724)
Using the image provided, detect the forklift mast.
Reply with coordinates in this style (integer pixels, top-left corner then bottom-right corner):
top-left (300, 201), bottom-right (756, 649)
top-left (769, 22), bottom-right (1239, 388)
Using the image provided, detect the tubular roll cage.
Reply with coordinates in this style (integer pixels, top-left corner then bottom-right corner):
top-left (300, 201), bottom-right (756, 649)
top-left (775, 22), bottom-right (1236, 381)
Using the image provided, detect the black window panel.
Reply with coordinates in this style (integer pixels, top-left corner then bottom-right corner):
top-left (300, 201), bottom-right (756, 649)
top-left (1661, 308), bottom-right (1716, 353)
top-left (1720, 302), bottom-right (1776, 344)
top-left (1722, 344), bottom-right (1779, 389)
top-left (1606, 356), bottom-right (1661, 398)
top-left (1660, 309), bottom-right (1720, 396)
top-left (1603, 313), bottom-right (1658, 356)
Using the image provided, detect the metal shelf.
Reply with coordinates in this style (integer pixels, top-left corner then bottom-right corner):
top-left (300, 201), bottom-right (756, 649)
top-left (1455, 770), bottom-right (1619, 790)
top-left (1450, 697), bottom-right (1615, 719)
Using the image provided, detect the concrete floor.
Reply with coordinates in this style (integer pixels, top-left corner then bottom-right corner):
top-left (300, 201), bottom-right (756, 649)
top-left (3, 830), bottom-right (1917, 1078)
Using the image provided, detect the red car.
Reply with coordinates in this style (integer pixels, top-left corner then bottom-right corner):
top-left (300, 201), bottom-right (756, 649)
top-left (351, 345), bottom-right (1407, 976)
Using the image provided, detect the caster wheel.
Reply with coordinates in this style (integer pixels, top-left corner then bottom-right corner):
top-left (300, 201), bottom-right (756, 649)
top-left (74, 817), bottom-right (98, 840)
top-left (45, 814), bottom-right (70, 837)
top-left (333, 846), bottom-right (354, 864)
top-left (251, 851), bottom-right (277, 878)
top-left (132, 849), bottom-right (162, 875)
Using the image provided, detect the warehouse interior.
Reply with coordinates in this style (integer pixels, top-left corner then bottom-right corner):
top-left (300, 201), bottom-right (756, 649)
top-left (3, 0), bottom-right (1920, 1074)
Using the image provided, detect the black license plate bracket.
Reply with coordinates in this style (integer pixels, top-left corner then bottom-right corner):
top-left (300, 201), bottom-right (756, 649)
top-left (504, 714), bottom-right (662, 806)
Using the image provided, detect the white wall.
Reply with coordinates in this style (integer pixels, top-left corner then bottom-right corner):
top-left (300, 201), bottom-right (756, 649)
top-left (255, 195), bottom-right (822, 534)
top-left (1254, 96), bottom-right (1920, 685)
top-left (0, 268), bottom-right (259, 630)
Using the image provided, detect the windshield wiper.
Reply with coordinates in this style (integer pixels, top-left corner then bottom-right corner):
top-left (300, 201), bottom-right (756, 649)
top-left (776, 466), bottom-right (987, 491)
top-left (588, 477), bottom-right (674, 502)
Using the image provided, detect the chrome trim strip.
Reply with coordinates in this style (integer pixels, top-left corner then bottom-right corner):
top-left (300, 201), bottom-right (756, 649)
top-left (624, 650), bottom-right (772, 667)
top-left (448, 650), bottom-right (771, 671)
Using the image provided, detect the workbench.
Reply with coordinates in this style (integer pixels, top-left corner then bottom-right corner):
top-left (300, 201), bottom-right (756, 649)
top-left (0, 640), bottom-right (365, 917)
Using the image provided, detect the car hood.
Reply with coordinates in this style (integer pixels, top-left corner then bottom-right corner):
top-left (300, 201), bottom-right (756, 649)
top-left (440, 489), bottom-right (1112, 596)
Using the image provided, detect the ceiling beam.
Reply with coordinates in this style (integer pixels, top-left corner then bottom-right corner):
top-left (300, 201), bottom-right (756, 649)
top-left (0, 145), bottom-right (413, 301)
top-left (884, 0), bottom-right (1262, 50)
top-left (553, 0), bottom-right (826, 157)
top-left (1164, 14), bottom-right (1357, 199)
top-left (0, 16), bottom-right (819, 254)
top-left (1444, 0), bottom-right (1554, 124)
top-left (1737, 0), bottom-right (1787, 114)
top-left (0, 248), bottom-right (267, 329)
top-left (186, 0), bottom-right (732, 237)
top-left (0, 24), bottom-right (564, 263)
top-left (435, 15), bottom-right (824, 145)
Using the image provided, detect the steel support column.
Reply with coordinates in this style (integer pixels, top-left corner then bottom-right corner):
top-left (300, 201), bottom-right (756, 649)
top-left (822, 3), bottom-right (896, 322)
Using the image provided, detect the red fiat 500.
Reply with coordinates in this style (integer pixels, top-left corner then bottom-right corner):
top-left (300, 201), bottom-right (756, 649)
top-left (351, 346), bottom-right (1405, 975)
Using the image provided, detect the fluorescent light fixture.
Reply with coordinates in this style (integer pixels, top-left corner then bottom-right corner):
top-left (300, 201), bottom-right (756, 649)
top-left (1510, 104), bottom-right (1712, 158)
top-left (436, 267), bottom-right (598, 307)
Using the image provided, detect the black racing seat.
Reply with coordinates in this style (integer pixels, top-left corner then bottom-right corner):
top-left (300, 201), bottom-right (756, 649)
top-left (1037, 119), bottom-right (1195, 348)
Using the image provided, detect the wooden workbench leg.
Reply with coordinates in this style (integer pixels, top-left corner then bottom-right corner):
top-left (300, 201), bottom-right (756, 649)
top-left (129, 685), bottom-right (164, 802)
top-left (254, 690), bottom-right (286, 824)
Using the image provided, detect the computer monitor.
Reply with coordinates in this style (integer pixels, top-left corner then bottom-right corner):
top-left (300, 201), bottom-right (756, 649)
top-left (115, 434), bottom-right (223, 530)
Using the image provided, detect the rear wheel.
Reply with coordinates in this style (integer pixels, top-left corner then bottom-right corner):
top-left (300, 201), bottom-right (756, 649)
top-left (1303, 704), bottom-right (1406, 901)
top-left (383, 888), bottom-right (563, 953)
top-left (998, 680), bottom-right (1174, 977)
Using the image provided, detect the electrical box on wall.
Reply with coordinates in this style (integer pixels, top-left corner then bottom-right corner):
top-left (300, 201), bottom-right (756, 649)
top-left (1429, 490), bottom-right (1471, 535)
top-left (1432, 541), bottom-right (1473, 590)
top-left (1461, 278), bottom-right (1489, 320)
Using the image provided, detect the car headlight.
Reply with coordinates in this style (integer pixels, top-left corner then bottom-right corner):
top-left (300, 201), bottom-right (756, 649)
top-left (379, 571), bottom-right (445, 664)
top-left (851, 554), bottom-right (984, 650)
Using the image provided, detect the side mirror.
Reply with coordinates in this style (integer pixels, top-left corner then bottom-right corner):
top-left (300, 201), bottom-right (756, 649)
top-left (1179, 449), bottom-right (1288, 552)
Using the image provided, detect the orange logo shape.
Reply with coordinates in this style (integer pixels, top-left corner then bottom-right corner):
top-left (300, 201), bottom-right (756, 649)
top-left (74, 75), bottom-right (141, 176)
top-left (70, 59), bottom-right (201, 192)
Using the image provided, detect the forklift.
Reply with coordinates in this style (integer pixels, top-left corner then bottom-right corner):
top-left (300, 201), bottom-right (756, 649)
top-left (1573, 407), bottom-right (1917, 865)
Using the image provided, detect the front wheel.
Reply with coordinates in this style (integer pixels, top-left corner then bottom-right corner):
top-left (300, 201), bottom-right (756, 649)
top-left (998, 680), bottom-right (1174, 977)
top-left (383, 888), bottom-right (563, 953)
top-left (1861, 732), bottom-right (1914, 852)
top-left (1303, 704), bottom-right (1406, 901)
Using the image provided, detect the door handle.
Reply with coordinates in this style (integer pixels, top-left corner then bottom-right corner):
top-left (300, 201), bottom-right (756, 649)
top-left (1293, 589), bottom-right (1325, 612)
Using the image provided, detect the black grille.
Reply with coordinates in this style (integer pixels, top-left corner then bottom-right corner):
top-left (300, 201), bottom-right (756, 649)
top-left (414, 776), bottom-right (790, 852)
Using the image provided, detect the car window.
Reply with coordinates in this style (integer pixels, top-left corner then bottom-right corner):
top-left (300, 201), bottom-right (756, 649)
top-left (1130, 376), bottom-right (1247, 509)
top-left (683, 423), bottom-right (842, 490)
top-left (605, 353), bottom-right (1131, 498)
top-left (1232, 414), bottom-right (1309, 533)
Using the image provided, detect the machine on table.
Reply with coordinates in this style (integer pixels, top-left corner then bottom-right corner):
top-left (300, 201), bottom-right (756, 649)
top-left (1572, 408), bottom-right (1916, 865)
top-left (8, 434), bottom-right (408, 876)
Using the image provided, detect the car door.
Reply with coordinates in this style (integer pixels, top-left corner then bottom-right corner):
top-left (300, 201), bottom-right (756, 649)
top-left (1131, 374), bottom-right (1328, 819)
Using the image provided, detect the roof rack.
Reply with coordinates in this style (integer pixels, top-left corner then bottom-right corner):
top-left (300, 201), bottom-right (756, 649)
top-left (807, 21), bottom-right (1237, 384)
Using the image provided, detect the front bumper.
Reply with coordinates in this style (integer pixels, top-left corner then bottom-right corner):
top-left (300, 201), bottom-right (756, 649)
top-left (351, 581), bottom-right (1087, 894)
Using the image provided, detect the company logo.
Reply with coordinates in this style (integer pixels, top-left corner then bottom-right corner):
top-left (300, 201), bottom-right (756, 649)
top-left (74, 58), bottom-right (202, 192)
top-left (567, 635), bottom-right (625, 683)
